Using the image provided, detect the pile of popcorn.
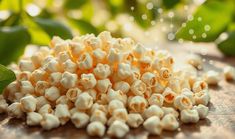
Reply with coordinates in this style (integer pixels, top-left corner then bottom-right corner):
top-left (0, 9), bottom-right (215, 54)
top-left (1, 31), bottom-right (235, 138)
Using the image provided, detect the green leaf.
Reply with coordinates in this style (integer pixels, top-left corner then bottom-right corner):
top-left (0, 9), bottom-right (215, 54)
top-left (0, 64), bottom-right (16, 94)
top-left (80, 1), bottom-right (94, 21)
top-left (33, 17), bottom-right (73, 39)
top-left (0, 26), bottom-right (31, 65)
top-left (176, 0), bottom-right (234, 42)
top-left (69, 19), bottom-right (98, 35)
top-left (0, 0), bottom-right (19, 12)
top-left (217, 31), bottom-right (235, 56)
top-left (23, 16), bottom-right (51, 45)
top-left (64, 0), bottom-right (87, 9)
top-left (107, 0), bottom-right (124, 15)
top-left (162, 0), bottom-right (180, 9)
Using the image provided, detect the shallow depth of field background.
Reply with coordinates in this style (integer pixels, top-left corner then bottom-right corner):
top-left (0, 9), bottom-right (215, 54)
top-left (0, 0), bottom-right (235, 65)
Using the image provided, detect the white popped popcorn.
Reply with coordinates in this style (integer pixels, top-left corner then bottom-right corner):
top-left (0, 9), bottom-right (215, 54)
top-left (161, 114), bottom-right (179, 131)
top-left (180, 109), bottom-right (199, 124)
top-left (2, 31), bottom-right (215, 137)
top-left (71, 112), bottom-right (90, 128)
top-left (143, 116), bottom-right (162, 135)
top-left (223, 66), bottom-right (235, 81)
top-left (127, 113), bottom-right (143, 128)
top-left (40, 113), bottom-right (60, 130)
top-left (26, 112), bottom-right (43, 126)
top-left (107, 120), bottom-right (130, 138)
top-left (87, 121), bottom-right (106, 137)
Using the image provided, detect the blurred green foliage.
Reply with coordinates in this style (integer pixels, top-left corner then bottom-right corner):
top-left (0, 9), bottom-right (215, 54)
top-left (0, 0), bottom-right (234, 67)
top-left (0, 64), bottom-right (16, 93)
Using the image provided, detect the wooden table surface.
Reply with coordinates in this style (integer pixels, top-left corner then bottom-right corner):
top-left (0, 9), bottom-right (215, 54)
top-left (0, 43), bottom-right (235, 139)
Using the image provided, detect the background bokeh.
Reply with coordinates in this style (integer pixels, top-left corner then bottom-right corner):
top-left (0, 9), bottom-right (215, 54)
top-left (0, 0), bottom-right (235, 65)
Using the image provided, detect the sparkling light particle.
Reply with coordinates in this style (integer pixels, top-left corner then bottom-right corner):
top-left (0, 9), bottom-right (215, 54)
top-left (204, 25), bottom-right (211, 31)
top-left (146, 2), bottom-right (154, 10)
top-left (142, 14), bottom-right (147, 20)
top-left (202, 33), bottom-right (207, 38)
top-left (197, 17), bottom-right (202, 21)
top-left (168, 33), bottom-right (175, 40)
top-left (168, 11), bottom-right (174, 18)
top-left (189, 29), bottom-right (194, 35)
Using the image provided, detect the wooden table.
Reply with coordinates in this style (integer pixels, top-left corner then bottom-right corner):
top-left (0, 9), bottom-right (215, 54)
top-left (0, 43), bottom-right (235, 139)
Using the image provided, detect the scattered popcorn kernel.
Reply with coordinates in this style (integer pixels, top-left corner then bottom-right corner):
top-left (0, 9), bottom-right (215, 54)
top-left (143, 105), bottom-right (164, 119)
top-left (80, 73), bottom-right (97, 90)
top-left (107, 120), bottom-right (130, 138)
top-left (180, 109), bottom-right (199, 124)
top-left (143, 116), bottom-right (162, 135)
top-left (148, 94), bottom-right (164, 107)
top-left (41, 113), bottom-right (60, 130)
top-left (55, 104), bottom-right (71, 125)
top-left (26, 112), bottom-right (43, 126)
top-left (203, 70), bottom-right (220, 85)
top-left (194, 104), bottom-right (209, 119)
top-left (161, 114), bottom-right (179, 131)
top-left (159, 67), bottom-right (171, 80)
top-left (20, 95), bottom-right (37, 112)
top-left (71, 112), bottom-right (90, 128)
top-left (7, 102), bottom-right (24, 118)
top-left (187, 54), bottom-right (202, 68)
top-left (45, 86), bottom-right (60, 102)
top-left (75, 92), bottom-right (93, 110)
top-left (223, 66), bottom-right (235, 81)
top-left (87, 121), bottom-right (106, 137)
top-left (127, 113), bottom-right (143, 128)
top-left (70, 42), bottom-right (85, 57)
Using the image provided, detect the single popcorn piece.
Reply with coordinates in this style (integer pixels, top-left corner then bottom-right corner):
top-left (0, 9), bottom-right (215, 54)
top-left (54, 104), bottom-right (71, 125)
top-left (133, 43), bottom-right (146, 59)
top-left (96, 79), bottom-right (112, 93)
top-left (7, 102), bottom-right (24, 118)
top-left (19, 60), bottom-right (35, 72)
top-left (107, 48), bottom-right (123, 64)
top-left (162, 107), bottom-right (179, 118)
top-left (181, 88), bottom-right (195, 105)
top-left (31, 69), bottom-right (47, 82)
top-left (80, 73), bottom-right (97, 90)
top-left (162, 87), bottom-right (177, 104)
top-left (71, 112), bottom-right (90, 128)
top-left (20, 81), bottom-right (34, 95)
top-left (143, 116), bottom-right (162, 135)
top-left (194, 104), bottom-right (209, 119)
top-left (130, 80), bottom-right (147, 96)
top-left (92, 48), bottom-right (107, 63)
top-left (62, 59), bottom-right (77, 73)
top-left (20, 95), bottom-right (37, 112)
top-left (117, 63), bottom-right (132, 79)
top-left (194, 90), bottom-right (210, 106)
top-left (87, 121), bottom-right (106, 137)
top-left (159, 67), bottom-right (171, 80)
top-left (180, 109), bottom-right (199, 124)
top-left (128, 96), bottom-right (147, 113)
top-left (36, 96), bottom-right (50, 110)
top-left (114, 81), bottom-right (130, 94)
top-left (174, 95), bottom-right (193, 111)
top-left (141, 72), bottom-right (157, 87)
top-left (186, 54), bottom-right (202, 68)
top-left (93, 63), bottom-right (111, 79)
top-left (75, 92), bottom-right (93, 110)
top-left (143, 105), bottom-right (164, 119)
top-left (77, 52), bottom-right (93, 70)
top-left (203, 70), bottom-right (220, 85)
top-left (107, 120), bottom-right (130, 138)
top-left (223, 66), bottom-right (235, 81)
top-left (112, 108), bottom-right (128, 122)
top-left (38, 104), bottom-right (54, 115)
top-left (90, 109), bottom-right (107, 124)
top-left (108, 100), bottom-right (125, 115)
top-left (35, 81), bottom-right (50, 96)
top-left (60, 72), bottom-right (78, 89)
top-left (26, 112), bottom-right (43, 126)
top-left (57, 51), bottom-right (71, 63)
top-left (69, 41), bottom-right (85, 57)
top-left (44, 58), bottom-right (61, 72)
top-left (66, 88), bottom-right (82, 102)
top-left (192, 80), bottom-right (208, 93)
top-left (41, 113), bottom-right (60, 130)
top-left (127, 113), bottom-right (144, 128)
top-left (161, 114), bottom-right (179, 131)
top-left (148, 94), bottom-right (164, 107)
top-left (49, 72), bottom-right (62, 86)
top-left (45, 86), bottom-right (60, 102)
top-left (107, 89), bottom-right (127, 104)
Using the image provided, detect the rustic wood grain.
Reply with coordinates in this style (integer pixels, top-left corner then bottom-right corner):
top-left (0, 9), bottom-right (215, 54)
top-left (0, 44), bottom-right (235, 139)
